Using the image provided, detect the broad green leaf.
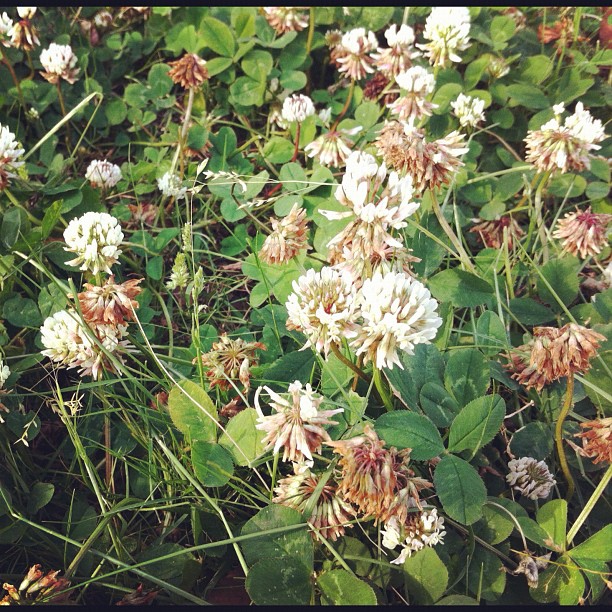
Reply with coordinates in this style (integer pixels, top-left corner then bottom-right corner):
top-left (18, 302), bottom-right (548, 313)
top-left (436, 595), bottom-right (478, 605)
top-left (218, 408), bottom-right (266, 467)
top-left (466, 547), bottom-right (506, 601)
top-left (335, 536), bottom-right (373, 577)
top-left (444, 348), bottom-right (490, 408)
top-left (205, 56), bottom-right (233, 77)
top-left (199, 16), bottom-right (235, 57)
top-left (191, 441), bottom-right (233, 487)
top-left (402, 547), bottom-right (448, 604)
top-left (572, 557), bottom-right (608, 602)
top-left (530, 553), bottom-right (571, 603)
top-left (432, 83), bottom-right (464, 114)
top-left (1, 208), bottom-right (23, 248)
top-left (412, 212), bottom-right (449, 278)
top-left (229, 76), bottom-right (265, 107)
top-left (429, 269), bottom-right (494, 308)
top-left (490, 15), bottom-right (515, 43)
top-left (419, 382), bottom-right (460, 427)
top-left (354, 101), bottom-right (380, 130)
top-left (280, 162), bottom-right (308, 192)
top-left (242, 50), bottom-right (273, 82)
top-left (434, 455), bottom-right (486, 525)
top-left (246, 557), bottom-right (312, 605)
top-left (167, 379), bottom-right (218, 443)
top-left (548, 174), bottom-right (587, 198)
top-left (537, 256), bottom-right (580, 310)
top-left (509, 422), bottom-right (554, 461)
top-left (374, 412), bottom-right (444, 460)
top-left (507, 83), bottom-right (549, 109)
top-left (280, 70), bottom-right (307, 92)
top-left (536, 499), bottom-right (567, 552)
top-left (518, 54), bottom-right (553, 84)
top-left (569, 524), bottom-right (612, 562)
top-left (41, 200), bottom-right (63, 239)
top-left (508, 298), bottom-right (555, 325)
top-left (475, 311), bottom-right (508, 356)
top-left (516, 516), bottom-right (556, 550)
top-left (262, 137), bottom-right (294, 164)
top-left (27, 482), bottom-right (55, 514)
top-left (3, 296), bottom-right (42, 328)
top-left (37, 283), bottom-right (67, 320)
top-left (558, 558), bottom-right (585, 605)
top-left (318, 569), bottom-right (376, 605)
top-left (240, 505), bottom-right (313, 569)
top-left (447, 394), bottom-right (505, 457)
top-left (259, 350), bottom-right (315, 390)
top-left (473, 504), bottom-right (515, 546)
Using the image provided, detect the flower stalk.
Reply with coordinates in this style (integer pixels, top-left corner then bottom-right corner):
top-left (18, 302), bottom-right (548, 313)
top-left (555, 373), bottom-right (576, 500)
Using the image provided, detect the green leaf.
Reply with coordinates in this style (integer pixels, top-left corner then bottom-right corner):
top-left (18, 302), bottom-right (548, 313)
top-left (548, 174), bottom-right (587, 198)
top-left (199, 16), bottom-right (236, 57)
top-left (37, 282), bottom-right (67, 320)
top-left (508, 298), bottom-right (554, 325)
top-left (419, 382), bottom-right (460, 427)
top-left (135, 542), bottom-right (194, 585)
top-left (537, 256), bottom-right (580, 309)
top-left (3, 296), bottom-right (42, 328)
top-left (318, 569), bottom-right (377, 605)
top-left (509, 422), bottom-right (554, 461)
top-left (105, 98), bottom-right (127, 125)
top-left (402, 547), bottom-right (448, 604)
top-left (218, 408), bottom-right (266, 467)
top-left (260, 349), bottom-right (315, 390)
top-left (280, 70), bottom-right (307, 92)
top-left (167, 379), bottom-right (217, 443)
top-left (145, 256), bottom-right (163, 281)
top-left (429, 269), bottom-right (494, 308)
top-left (466, 547), bottom-right (506, 601)
top-left (1, 208), bottom-right (23, 248)
top-left (412, 212), bottom-right (449, 278)
top-left (374, 412), bottom-right (445, 460)
top-left (436, 595), bottom-right (478, 605)
top-left (529, 553), bottom-right (572, 603)
top-left (27, 482), bottom-right (55, 514)
top-left (334, 536), bottom-right (373, 577)
top-left (554, 67), bottom-right (594, 104)
top-left (444, 348), bottom-right (490, 407)
top-left (586, 181), bottom-right (611, 201)
top-left (246, 557), bottom-right (312, 605)
top-left (490, 15), bottom-right (516, 43)
top-left (516, 516), bottom-right (555, 550)
top-left (242, 50), bottom-right (273, 82)
top-left (518, 54), bottom-right (553, 84)
top-left (354, 101), bottom-right (380, 130)
top-left (41, 200), bottom-right (63, 239)
top-left (434, 455), bottom-right (486, 525)
top-left (507, 83), bottom-right (549, 109)
top-left (475, 311), bottom-right (507, 356)
top-left (536, 499), bottom-right (567, 552)
top-left (569, 524), bottom-right (612, 562)
top-left (557, 557), bottom-right (585, 605)
top-left (280, 162), bottom-right (308, 192)
top-left (432, 83), bottom-right (464, 114)
top-left (229, 75), bottom-right (265, 107)
top-left (191, 441), bottom-right (233, 487)
top-left (262, 137), bottom-right (295, 164)
top-left (473, 504), bottom-right (515, 546)
top-left (205, 56), bottom-right (233, 77)
top-left (240, 505), bottom-right (313, 569)
top-left (447, 394), bottom-right (505, 457)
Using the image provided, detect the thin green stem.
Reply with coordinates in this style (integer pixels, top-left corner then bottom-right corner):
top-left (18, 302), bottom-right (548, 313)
top-left (331, 79), bottom-right (355, 130)
top-left (330, 342), bottom-right (370, 383)
top-left (1, 47), bottom-right (25, 108)
top-left (305, 7), bottom-right (315, 55)
top-left (372, 367), bottom-right (393, 412)
top-left (555, 374), bottom-right (576, 501)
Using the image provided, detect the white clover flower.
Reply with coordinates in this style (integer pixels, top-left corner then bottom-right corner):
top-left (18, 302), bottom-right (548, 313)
top-left (39, 42), bottom-right (80, 84)
top-left (85, 159), bottom-right (122, 190)
top-left (262, 7), bottom-right (309, 34)
top-left (0, 123), bottom-right (25, 189)
top-left (63, 211), bottom-right (123, 275)
top-left (552, 102), bottom-right (565, 116)
top-left (0, 359), bottom-right (9, 389)
top-left (451, 93), bottom-right (486, 128)
top-left (0, 12), bottom-right (14, 46)
top-left (17, 7), bottom-right (36, 19)
top-left (507, 457), bottom-right (556, 500)
top-left (388, 66), bottom-right (437, 123)
top-left (285, 266), bottom-right (359, 357)
top-left (417, 6), bottom-right (471, 67)
top-left (352, 271), bottom-right (442, 370)
top-left (336, 27), bottom-right (377, 80)
top-left (304, 126), bottom-right (361, 168)
top-left (157, 171), bottom-right (187, 200)
top-left (281, 93), bottom-right (315, 123)
top-left (370, 23), bottom-right (421, 77)
top-left (524, 102), bottom-right (606, 174)
top-left (318, 107), bottom-right (332, 126)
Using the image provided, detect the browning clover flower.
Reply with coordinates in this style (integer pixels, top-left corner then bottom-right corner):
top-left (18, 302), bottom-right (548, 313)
top-left (273, 463), bottom-right (354, 541)
top-left (0, 123), bottom-right (25, 190)
top-left (387, 66), bottom-right (437, 124)
top-left (375, 121), bottom-right (468, 193)
top-left (352, 270), bottom-right (442, 370)
top-left (1, 564), bottom-right (71, 606)
top-left (195, 333), bottom-right (266, 393)
top-left (552, 207), bottom-right (612, 259)
top-left (8, 7), bottom-right (39, 50)
top-left (85, 159), bottom-right (122, 190)
top-left (77, 276), bottom-right (142, 326)
top-left (382, 508), bottom-right (446, 565)
top-left (451, 93), bottom-right (486, 129)
top-left (262, 6), bottom-right (309, 34)
top-left (255, 381), bottom-right (343, 463)
top-left (335, 27), bottom-right (378, 80)
top-left (304, 127), bottom-right (361, 168)
top-left (417, 6), bottom-right (471, 67)
top-left (506, 457), bottom-right (556, 500)
top-left (524, 102), bottom-right (606, 174)
top-left (167, 53), bottom-right (209, 89)
top-left (39, 42), bottom-right (80, 84)
top-left (63, 211), bottom-right (123, 275)
top-left (285, 266), bottom-right (359, 357)
top-left (281, 93), bottom-right (315, 123)
top-left (573, 417), bottom-right (612, 465)
top-left (469, 216), bottom-right (524, 250)
top-left (370, 23), bottom-right (420, 78)
top-left (259, 203), bottom-right (311, 264)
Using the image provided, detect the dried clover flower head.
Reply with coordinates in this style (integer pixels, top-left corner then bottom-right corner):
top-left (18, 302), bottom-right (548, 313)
top-left (417, 6), bottom-right (471, 67)
top-left (574, 417), bottom-right (612, 465)
top-left (553, 207), bottom-right (612, 259)
top-left (63, 211), bottom-right (123, 275)
top-left (524, 102), bottom-right (606, 174)
top-left (506, 457), bottom-right (556, 500)
top-left (451, 93), bottom-right (486, 128)
top-left (255, 381), bottom-right (343, 463)
top-left (77, 276), bottom-right (142, 326)
top-left (0, 123), bottom-right (25, 190)
top-left (382, 508), bottom-right (446, 564)
top-left (195, 333), bottom-right (266, 393)
top-left (375, 121), bottom-right (468, 193)
top-left (262, 7), bottom-right (309, 34)
top-left (260, 203), bottom-right (311, 264)
top-left (1, 564), bottom-right (71, 606)
top-left (285, 266), bottom-right (359, 357)
top-left (469, 216), bottom-right (524, 250)
top-left (370, 23), bottom-right (420, 77)
top-left (167, 53), bottom-right (208, 89)
top-left (388, 66), bottom-right (437, 123)
top-left (304, 127), bottom-right (361, 168)
top-left (510, 552), bottom-right (552, 588)
top-left (335, 28), bottom-right (378, 80)
top-left (39, 43), bottom-right (80, 84)
top-left (85, 159), bottom-right (122, 190)
top-left (8, 8), bottom-right (39, 50)
top-left (274, 463), bottom-right (354, 541)
top-left (0, 12), bottom-right (14, 47)
top-left (352, 271), bottom-right (442, 370)
top-left (281, 93), bottom-right (315, 123)
top-left (157, 171), bottom-right (187, 200)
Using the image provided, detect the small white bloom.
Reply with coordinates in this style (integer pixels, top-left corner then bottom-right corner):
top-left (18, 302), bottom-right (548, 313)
top-left (552, 102), bottom-right (565, 116)
top-left (157, 171), bottom-right (187, 200)
top-left (381, 516), bottom-right (403, 550)
top-left (0, 359), bottom-right (9, 389)
top-left (281, 93), bottom-right (315, 123)
top-left (417, 6), bottom-right (471, 67)
top-left (451, 93), bottom-right (486, 128)
top-left (63, 211), bottom-right (123, 275)
top-left (336, 27), bottom-right (378, 80)
top-left (388, 66), bottom-right (437, 122)
top-left (0, 123), bottom-right (25, 189)
top-left (17, 7), bottom-right (36, 19)
top-left (318, 107), bottom-right (332, 126)
top-left (0, 12), bottom-right (13, 46)
top-left (39, 42), bottom-right (80, 84)
top-left (85, 159), bottom-right (122, 190)
top-left (507, 457), bottom-right (556, 500)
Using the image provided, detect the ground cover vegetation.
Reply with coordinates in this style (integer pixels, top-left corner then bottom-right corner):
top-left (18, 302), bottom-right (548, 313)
top-left (0, 5), bottom-right (610, 606)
